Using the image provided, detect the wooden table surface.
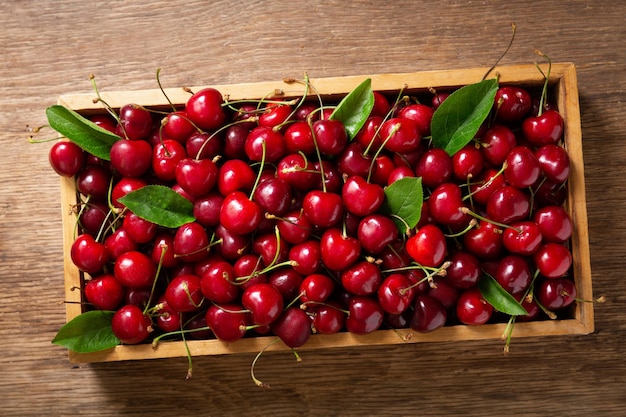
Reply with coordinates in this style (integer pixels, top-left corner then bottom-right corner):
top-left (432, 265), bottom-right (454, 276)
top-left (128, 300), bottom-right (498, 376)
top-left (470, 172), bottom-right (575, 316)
top-left (1, 1), bottom-right (625, 415)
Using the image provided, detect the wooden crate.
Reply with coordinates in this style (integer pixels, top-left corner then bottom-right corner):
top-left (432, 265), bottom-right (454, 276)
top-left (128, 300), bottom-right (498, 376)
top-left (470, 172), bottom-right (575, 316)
top-left (58, 63), bottom-right (592, 363)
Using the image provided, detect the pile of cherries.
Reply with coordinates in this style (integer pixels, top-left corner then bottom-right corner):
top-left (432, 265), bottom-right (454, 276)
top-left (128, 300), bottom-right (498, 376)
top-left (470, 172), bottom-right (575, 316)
top-left (48, 79), bottom-right (576, 352)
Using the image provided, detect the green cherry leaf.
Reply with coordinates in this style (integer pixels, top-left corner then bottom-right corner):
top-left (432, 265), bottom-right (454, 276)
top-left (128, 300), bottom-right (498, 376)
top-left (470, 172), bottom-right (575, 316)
top-left (329, 78), bottom-right (375, 140)
top-left (478, 273), bottom-right (529, 316)
top-left (52, 310), bottom-right (120, 353)
top-left (430, 78), bottom-right (498, 156)
top-left (381, 176), bottom-right (423, 234)
top-left (118, 185), bottom-right (196, 228)
top-left (46, 105), bottom-right (121, 161)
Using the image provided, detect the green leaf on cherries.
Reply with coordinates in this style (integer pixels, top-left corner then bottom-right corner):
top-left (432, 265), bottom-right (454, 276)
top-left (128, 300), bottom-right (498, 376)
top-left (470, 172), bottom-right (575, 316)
top-left (430, 78), bottom-right (498, 156)
top-left (478, 273), bottom-right (529, 316)
top-left (118, 184), bottom-right (195, 228)
top-left (46, 105), bottom-right (120, 161)
top-left (329, 78), bottom-right (375, 140)
top-left (52, 310), bottom-right (119, 353)
top-left (381, 176), bottom-right (423, 233)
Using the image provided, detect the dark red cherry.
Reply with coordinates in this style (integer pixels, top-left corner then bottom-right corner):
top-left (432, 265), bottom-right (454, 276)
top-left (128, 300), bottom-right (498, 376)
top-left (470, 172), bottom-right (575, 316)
top-left (410, 294), bottom-right (447, 332)
top-left (341, 260), bottom-right (383, 296)
top-left (313, 119), bottom-right (348, 156)
top-left (480, 125), bottom-right (517, 167)
top-left (456, 287), bottom-right (493, 326)
top-left (357, 214), bottom-right (399, 254)
top-left (493, 86), bottom-right (532, 122)
top-left (415, 148), bottom-right (453, 188)
top-left (534, 144), bottom-right (570, 183)
top-left (175, 157), bottom-right (218, 197)
top-left (245, 125), bottom-right (286, 163)
top-left (495, 255), bottom-right (532, 295)
top-left (533, 243), bottom-right (572, 278)
top-left (532, 205), bottom-right (573, 243)
top-left (345, 296), bottom-right (384, 334)
top-left (536, 278), bottom-right (576, 310)
top-left (445, 251), bottom-right (481, 289)
top-left (377, 273), bottom-right (415, 315)
top-left (84, 274), bottom-right (124, 311)
top-left (205, 304), bottom-right (250, 343)
top-left (241, 283), bottom-right (284, 326)
top-left (163, 110), bottom-right (196, 143)
top-left (116, 104), bottom-right (153, 141)
top-left (70, 234), bottom-right (109, 274)
top-left (504, 146), bottom-right (541, 188)
top-left (271, 307), bottom-right (311, 348)
top-left (486, 185), bottom-right (531, 225)
top-left (165, 274), bottom-right (204, 313)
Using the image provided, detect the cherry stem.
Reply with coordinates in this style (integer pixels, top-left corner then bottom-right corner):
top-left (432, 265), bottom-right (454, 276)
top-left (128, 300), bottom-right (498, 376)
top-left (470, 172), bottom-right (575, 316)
top-left (299, 300), bottom-right (349, 315)
top-left (155, 68), bottom-right (176, 112)
top-left (501, 315), bottom-right (516, 355)
top-left (482, 22), bottom-right (517, 81)
top-left (143, 243), bottom-right (167, 315)
top-left (460, 207), bottom-right (522, 233)
top-left (89, 74), bottom-right (121, 125)
top-left (249, 140), bottom-right (267, 200)
top-left (534, 50), bottom-right (552, 117)
top-left (251, 337), bottom-right (281, 388)
top-left (151, 325), bottom-right (212, 348)
top-left (307, 117), bottom-right (327, 193)
top-left (397, 261), bottom-right (451, 295)
top-left (462, 162), bottom-right (507, 203)
top-left (444, 219), bottom-right (477, 238)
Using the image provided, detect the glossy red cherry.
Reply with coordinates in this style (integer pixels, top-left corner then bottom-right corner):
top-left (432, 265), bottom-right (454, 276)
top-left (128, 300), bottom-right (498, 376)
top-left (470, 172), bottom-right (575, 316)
top-left (406, 224), bottom-right (447, 267)
top-left (342, 176), bottom-right (384, 217)
top-left (152, 139), bottom-right (187, 181)
top-left (502, 221), bottom-right (543, 256)
top-left (164, 274), bottom-right (204, 313)
top-left (357, 214), bottom-right (399, 254)
top-left (110, 139), bottom-right (152, 177)
top-left (70, 234), bottom-right (109, 274)
top-left (84, 274), bottom-right (124, 311)
top-left (245, 125), bottom-right (286, 163)
top-left (377, 273), bottom-right (415, 315)
top-left (299, 273), bottom-right (335, 304)
top-left (114, 250), bottom-right (156, 289)
top-left (185, 87), bottom-right (226, 131)
top-left (495, 255), bottom-right (532, 295)
top-left (533, 205), bottom-right (573, 243)
top-left (241, 283), bottom-right (284, 326)
top-left (49, 141), bottom-right (85, 177)
top-left (205, 304), bottom-right (250, 343)
top-left (284, 120), bottom-right (316, 155)
top-left (534, 144), bottom-right (570, 183)
top-left (480, 125), bottom-right (517, 167)
top-left (398, 103), bottom-right (433, 136)
top-left (313, 119), bottom-right (348, 156)
top-left (486, 185), bottom-right (531, 225)
top-left (302, 190), bottom-right (343, 229)
top-left (493, 86), bottom-right (532, 122)
top-left (75, 164), bottom-right (111, 202)
top-left (410, 294), bottom-right (447, 332)
top-left (320, 228), bottom-right (361, 271)
top-left (219, 191), bottom-right (263, 236)
top-left (111, 304), bottom-right (152, 345)
top-left (522, 109), bottom-right (564, 147)
top-left (341, 260), bottom-right (383, 296)
top-left (116, 104), bottom-right (153, 141)
top-left (504, 146), bottom-right (541, 188)
top-left (445, 251), bottom-right (481, 289)
top-left (218, 159), bottom-right (256, 195)
top-left (533, 243), bottom-right (572, 278)
top-left (345, 296), bottom-right (384, 334)
top-left (200, 260), bottom-right (239, 304)
top-left (536, 278), bottom-right (576, 310)
top-left (311, 301), bottom-right (346, 335)
top-left (380, 117), bottom-right (421, 154)
top-left (271, 307), bottom-right (311, 348)
top-left (175, 157), bottom-right (218, 197)
top-left (456, 287), bottom-right (493, 326)
top-left (452, 144), bottom-right (484, 181)
top-left (415, 148), bottom-right (453, 188)
top-left (173, 222), bottom-right (210, 263)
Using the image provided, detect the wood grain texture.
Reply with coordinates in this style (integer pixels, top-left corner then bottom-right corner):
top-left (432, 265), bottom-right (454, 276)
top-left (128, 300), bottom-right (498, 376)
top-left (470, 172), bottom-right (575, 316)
top-left (1, 0), bottom-right (625, 416)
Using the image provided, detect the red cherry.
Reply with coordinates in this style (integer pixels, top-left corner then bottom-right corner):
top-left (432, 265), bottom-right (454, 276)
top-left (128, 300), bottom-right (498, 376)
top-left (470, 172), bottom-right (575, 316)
top-left (522, 109), bottom-right (564, 147)
top-left (84, 274), bottom-right (124, 310)
top-left (313, 119), bottom-right (348, 156)
top-left (299, 273), bottom-right (335, 304)
top-left (380, 117), bottom-right (421, 154)
top-left (504, 146), bottom-right (541, 188)
top-left (271, 307), bottom-right (311, 348)
top-left (536, 278), bottom-right (576, 310)
top-left (480, 125), bottom-right (517, 167)
top-left (164, 274), bottom-right (204, 313)
top-left (345, 296), bottom-right (384, 334)
top-left (49, 141), bottom-right (85, 177)
top-left (495, 255), bottom-right (532, 295)
top-left (175, 157), bottom-right (218, 197)
top-left (534, 144), bottom-right (570, 183)
top-left (533, 243), bottom-right (572, 278)
top-left (245, 125), bottom-right (286, 163)
top-left (410, 294), bottom-right (447, 332)
top-left (377, 273), bottom-right (415, 315)
top-left (456, 287), bottom-right (493, 326)
top-left (320, 228), bottom-right (361, 271)
top-left (493, 86), bottom-right (531, 122)
top-left (532, 205), bottom-right (573, 243)
top-left (205, 304), bottom-right (250, 343)
top-left (200, 260), bottom-right (239, 304)
top-left (398, 103), bottom-right (433, 136)
top-left (185, 88), bottom-right (226, 130)
top-left (302, 190), bottom-right (343, 229)
top-left (406, 224), bottom-right (447, 267)
top-left (342, 176), bottom-right (384, 217)
top-left (70, 234), bottom-right (109, 274)
top-left (502, 221), bottom-right (543, 255)
top-left (241, 283), bottom-right (284, 326)
top-left (114, 251), bottom-right (156, 289)
top-left (341, 260), bottom-right (383, 296)
top-left (111, 304), bottom-right (152, 345)
top-left (219, 191), bottom-right (263, 236)
top-left (116, 104), bottom-right (153, 141)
